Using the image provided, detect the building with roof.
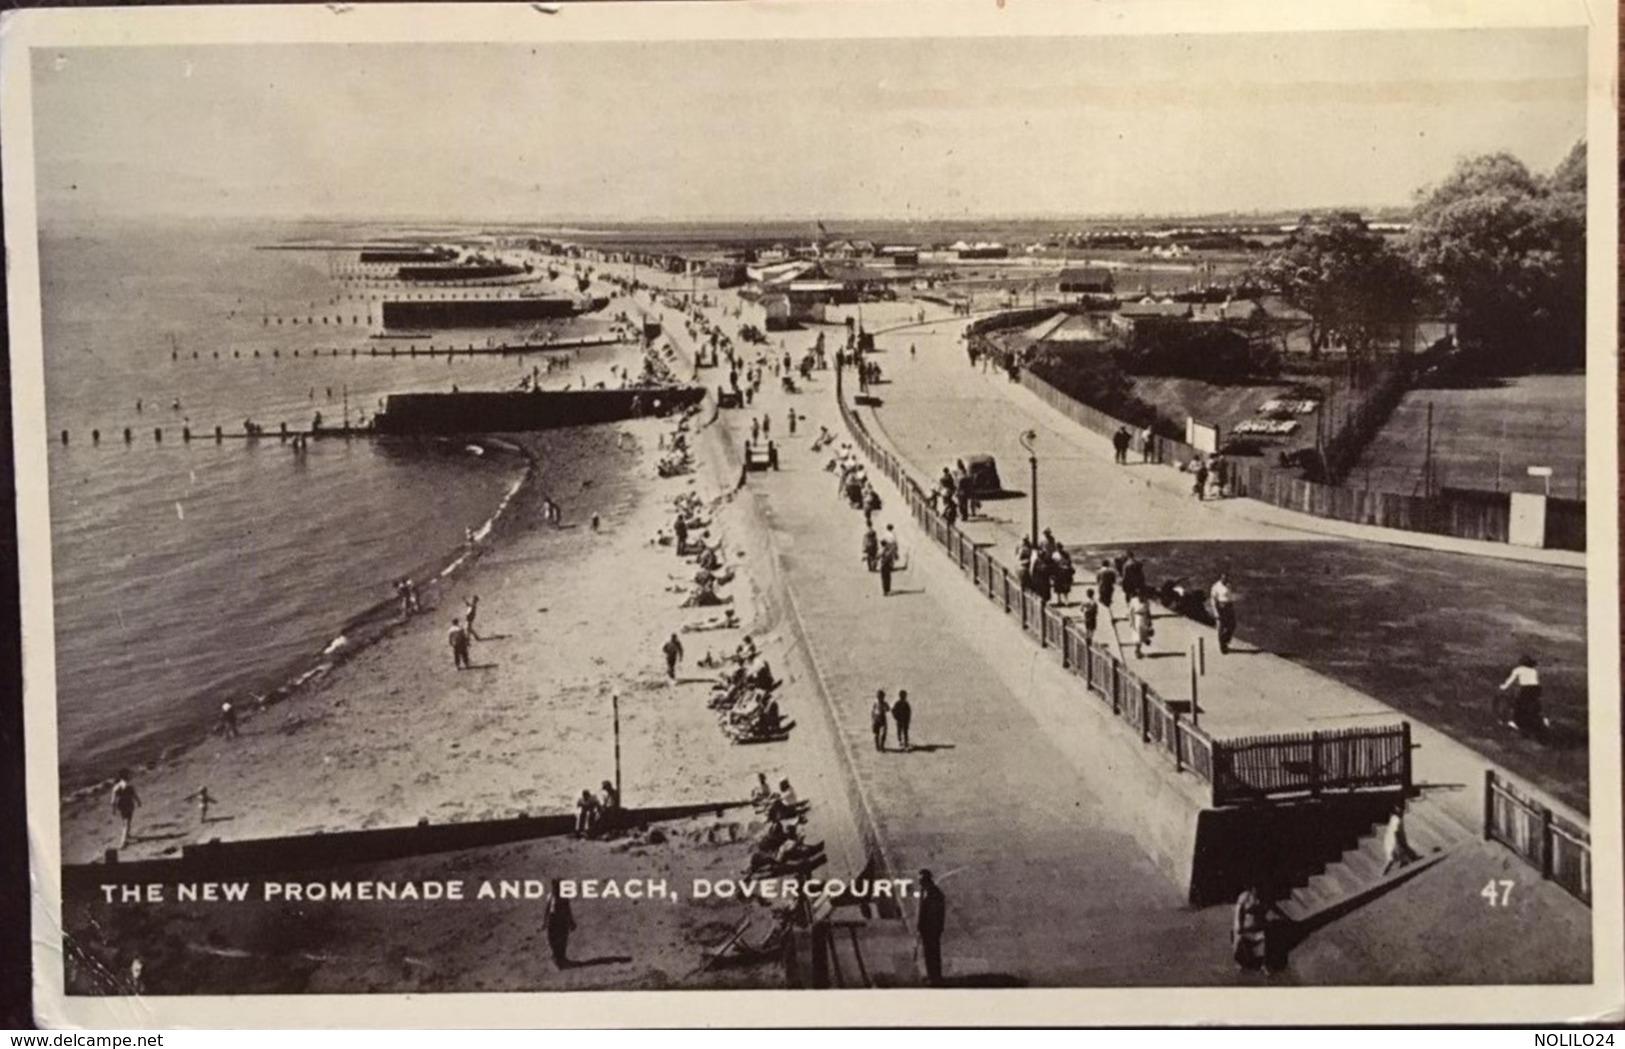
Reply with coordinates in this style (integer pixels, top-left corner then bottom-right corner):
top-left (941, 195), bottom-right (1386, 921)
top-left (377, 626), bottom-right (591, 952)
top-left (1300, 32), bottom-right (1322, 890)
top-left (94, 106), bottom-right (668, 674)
top-left (1057, 266), bottom-right (1115, 296)
top-left (1113, 299), bottom-right (1194, 334)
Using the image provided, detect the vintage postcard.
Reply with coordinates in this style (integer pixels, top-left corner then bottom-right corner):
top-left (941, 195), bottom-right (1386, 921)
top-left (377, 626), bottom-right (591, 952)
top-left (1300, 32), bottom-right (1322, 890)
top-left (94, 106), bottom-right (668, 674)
top-left (5, 0), bottom-right (1620, 1028)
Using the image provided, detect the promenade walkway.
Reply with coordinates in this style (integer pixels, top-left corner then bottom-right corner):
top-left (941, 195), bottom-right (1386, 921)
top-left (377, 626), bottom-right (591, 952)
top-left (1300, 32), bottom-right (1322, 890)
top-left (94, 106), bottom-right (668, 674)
top-left (619, 274), bottom-right (1593, 988)
top-left (637, 284), bottom-right (1242, 987)
top-left (846, 303), bottom-right (1590, 808)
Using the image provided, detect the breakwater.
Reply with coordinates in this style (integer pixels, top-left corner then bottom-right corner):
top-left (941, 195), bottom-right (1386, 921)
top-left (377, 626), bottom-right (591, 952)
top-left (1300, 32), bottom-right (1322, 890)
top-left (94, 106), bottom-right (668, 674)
top-left (381, 296), bottom-right (608, 330)
top-left (398, 263), bottom-right (524, 282)
top-left (360, 248), bottom-right (454, 264)
top-left (374, 386), bottom-right (705, 435)
top-left (65, 801), bottom-right (742, 889)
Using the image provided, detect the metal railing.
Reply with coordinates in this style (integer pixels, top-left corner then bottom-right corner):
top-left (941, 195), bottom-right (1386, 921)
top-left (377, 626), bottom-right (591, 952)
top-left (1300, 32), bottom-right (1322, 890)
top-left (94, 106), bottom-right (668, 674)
top-left (832, 363), bottom-right (1410, 807)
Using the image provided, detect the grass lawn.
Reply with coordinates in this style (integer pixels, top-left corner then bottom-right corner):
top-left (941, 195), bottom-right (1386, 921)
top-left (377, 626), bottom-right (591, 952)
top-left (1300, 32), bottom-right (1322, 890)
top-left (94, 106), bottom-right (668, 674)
top-left (1068, 538), bottom-right (1591, 813)
top-left (1351, 374), bottom-right (1586, 498)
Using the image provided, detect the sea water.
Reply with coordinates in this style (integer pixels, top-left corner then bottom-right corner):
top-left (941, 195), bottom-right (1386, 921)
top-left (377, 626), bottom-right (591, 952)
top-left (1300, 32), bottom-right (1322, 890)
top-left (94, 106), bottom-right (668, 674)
top-left (37, 218), bottom-right (606, 790)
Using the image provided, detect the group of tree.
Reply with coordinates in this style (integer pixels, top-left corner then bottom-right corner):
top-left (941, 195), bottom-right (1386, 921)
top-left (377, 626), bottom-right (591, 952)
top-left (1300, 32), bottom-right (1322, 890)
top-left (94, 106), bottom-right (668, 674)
top-left (1247, 138), bottom-right (1585, 373)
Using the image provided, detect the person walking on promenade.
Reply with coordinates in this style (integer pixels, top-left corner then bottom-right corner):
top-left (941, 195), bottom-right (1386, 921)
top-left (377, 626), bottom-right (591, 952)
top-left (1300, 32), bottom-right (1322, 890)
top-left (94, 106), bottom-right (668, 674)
top-left (916, 869), bottom-right (947, 986)
top-left (1194, 458), bottom-right (1210, 500)
top-left (1232, 884), bottom-right (1284, 973)
top-left (862, 523), bottom-right (879, 572)
top-left (871, 690), bottom-right (891, 752)
top-left (762, 413), bottom-right (771, 438)
top-left (879, 526), bottom-right (899, 596)
top-left (1112, 426), bottom-right (1131, 464)
top-left (1121, 550), bottom-right (1145, 602)
top-left (767, 441), bottom-right (779, 471)
top-left (542, 880), bottom-right (577, 968)
top-left (1128, 592), bottom-right (1154, 658)
top-left (1381, 802), bottom-right (1422, 875)
top-left (1140, 425), bottom-right (1154, 463)
top-left (892, 690), bottom-right (913, 751)
top-left (787, 408), bottom-right (797, 435)
top-left (1210, 573), bottom-right (1237, 654)
top-left (663, 632), bottom-right (685, 680)
top-left (1096, 560), bottom-right (1118, 609)
top-left (449, 618), bottom-right (473, 670)
top-left (1499, 655), bottom-right (1548, 739)
top-left (111, 770), bottom-right (141, 849)
top-left (1081, 588), bottom-right (1100, 643)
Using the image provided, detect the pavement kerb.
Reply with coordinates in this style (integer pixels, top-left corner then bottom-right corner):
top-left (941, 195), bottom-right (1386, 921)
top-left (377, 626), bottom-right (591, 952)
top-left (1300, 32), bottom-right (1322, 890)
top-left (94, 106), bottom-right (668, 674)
top-left (652, 291), bottom-right (907, 924)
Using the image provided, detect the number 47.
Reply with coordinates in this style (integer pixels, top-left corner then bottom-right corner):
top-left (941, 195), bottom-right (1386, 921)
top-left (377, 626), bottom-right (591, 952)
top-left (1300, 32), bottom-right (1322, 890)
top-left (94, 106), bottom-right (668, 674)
top-left (1481, 879), bottom-right (1515, 906)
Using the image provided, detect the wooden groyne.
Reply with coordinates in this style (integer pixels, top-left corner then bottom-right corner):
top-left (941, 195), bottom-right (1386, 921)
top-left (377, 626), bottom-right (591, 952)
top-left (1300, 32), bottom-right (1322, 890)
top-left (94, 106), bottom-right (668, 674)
top-left (168, 333), bottom-right (629, 361)
top-left (64, 800), bottom-right (745, 889)
top-left (59, 423), bottom-right (378, 446)
top-left (374, 386), bottom-right (706, 436)
top-left (381, 295), bottom-right (609, 331)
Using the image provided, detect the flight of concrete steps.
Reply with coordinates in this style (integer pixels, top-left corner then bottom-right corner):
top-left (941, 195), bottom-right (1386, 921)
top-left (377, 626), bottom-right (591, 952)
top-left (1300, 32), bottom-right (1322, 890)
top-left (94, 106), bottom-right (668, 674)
top-left (1278, 795), bottom-right (1464, 927)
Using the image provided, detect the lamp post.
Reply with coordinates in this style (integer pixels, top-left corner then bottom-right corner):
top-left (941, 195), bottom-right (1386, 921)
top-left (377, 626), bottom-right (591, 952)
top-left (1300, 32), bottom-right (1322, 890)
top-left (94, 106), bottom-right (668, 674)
top-left (1019, 429), bottom-right (1039, 546)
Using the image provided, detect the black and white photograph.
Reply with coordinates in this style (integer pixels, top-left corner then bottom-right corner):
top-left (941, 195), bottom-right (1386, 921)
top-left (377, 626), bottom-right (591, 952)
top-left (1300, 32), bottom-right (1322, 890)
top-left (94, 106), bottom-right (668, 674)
top-left (5, 0), bottom-right (1619, 1028)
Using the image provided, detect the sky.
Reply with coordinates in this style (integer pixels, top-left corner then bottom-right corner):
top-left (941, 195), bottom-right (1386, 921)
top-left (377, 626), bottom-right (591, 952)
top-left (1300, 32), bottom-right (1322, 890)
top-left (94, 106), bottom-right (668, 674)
top-left (28, 28), bottom-right (1589, 223)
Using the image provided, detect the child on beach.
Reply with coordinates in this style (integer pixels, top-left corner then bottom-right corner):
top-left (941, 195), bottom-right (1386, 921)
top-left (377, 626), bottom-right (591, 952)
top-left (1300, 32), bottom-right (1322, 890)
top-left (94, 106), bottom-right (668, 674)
top-left (575, 789), bottom-right (601, 837)
top-left (448, 618), bottom-right (473, 670)
top-left (184, 786), bottom-right (216, 824)
top-left (111, 771), bottom-right (140, 849)
top-left (663, 633), bottom-right (685, 680)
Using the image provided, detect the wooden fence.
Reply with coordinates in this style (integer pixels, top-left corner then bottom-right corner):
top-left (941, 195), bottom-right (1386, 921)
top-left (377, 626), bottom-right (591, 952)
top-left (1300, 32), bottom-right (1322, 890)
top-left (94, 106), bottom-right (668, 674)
top-left (1212, 724), bottom-right (1412, 807)
top-left (833, 362), bottom-right (1411, 808)
top-left (1020, 366), bottom-right (1199, 466)
top-left (1484, 769), bottom-right (1591, 906)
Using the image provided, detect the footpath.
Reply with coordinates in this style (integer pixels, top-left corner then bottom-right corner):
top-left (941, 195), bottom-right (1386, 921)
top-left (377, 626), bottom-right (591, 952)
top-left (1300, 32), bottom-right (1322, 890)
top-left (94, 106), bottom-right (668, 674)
top-left (625, 275), bottom-right (1593, 990)
top-left (642, 284), bottom-right (1243, 988)
top-left (841, 302), bottom-right (1593, 982)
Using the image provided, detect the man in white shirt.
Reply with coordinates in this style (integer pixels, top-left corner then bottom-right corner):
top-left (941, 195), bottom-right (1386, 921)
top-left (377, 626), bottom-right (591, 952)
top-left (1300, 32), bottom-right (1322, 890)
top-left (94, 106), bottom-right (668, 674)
top-left (1210, 573), bottom-right (1237, 654)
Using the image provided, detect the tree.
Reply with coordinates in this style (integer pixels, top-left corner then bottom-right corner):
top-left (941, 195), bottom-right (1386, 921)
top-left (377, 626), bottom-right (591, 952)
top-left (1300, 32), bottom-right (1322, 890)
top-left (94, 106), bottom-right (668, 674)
top-left (1405, 144), bottom-right (1585, 371)
top-left (1247, 214), bottom-right (1420, 370)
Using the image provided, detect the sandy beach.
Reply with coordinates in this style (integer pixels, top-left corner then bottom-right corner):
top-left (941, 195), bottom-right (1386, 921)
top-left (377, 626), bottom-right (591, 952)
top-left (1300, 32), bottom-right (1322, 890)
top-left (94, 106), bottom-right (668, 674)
top-left (58, 299), bottom-right (874, 991)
